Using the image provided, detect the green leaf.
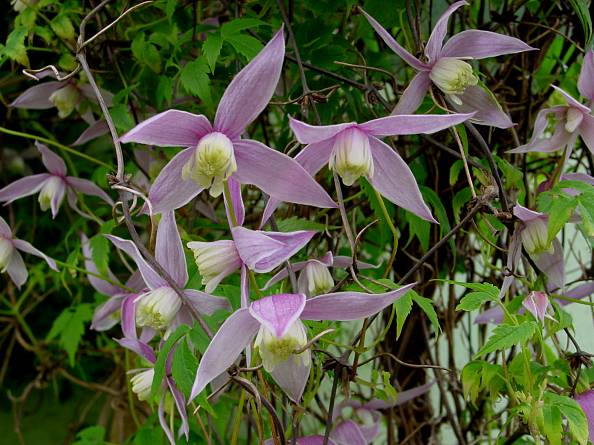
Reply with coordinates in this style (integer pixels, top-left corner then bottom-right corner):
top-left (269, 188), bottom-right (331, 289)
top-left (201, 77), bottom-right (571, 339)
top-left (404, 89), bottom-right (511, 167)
top-left (47, 304), bottom-right (93, 366)
top-left (203, 33), bottom-right (222, 72)
top-left (393, 291), bottom-right (412, 338)
top-left (220, 18), bottom-right (265, 39)
top-left (411, 292), bottom-right (441, 334)
top-left (568, 0), bottom-right (592, 46)
top-left (225, 34), bottom-right (263, 59)
top-left (171, 340), bottom-right (198, 398)
top-left (180, 59), bottom-right (211, 105)
top-left (51, 14), bottom-right (75, 41)
top-left (449, 159), bottom-right (464, 186)
top-left (542, 404), bottom-right (562, 445)
top-left (3, 26), bottom-right (29, 66)
top-left (545, 194), bottom-right (577, 244)
top-left (456, 290), bottom-right (498, 312)
top-left (155, 76), bottom-right (173, 108)
top-left (274, 216), bottom-right (330, 232)
top-left (89, 234), bottom-right (110, 277)
top-left (544, 392), bottom-right (589, 444)
top-left (109, 104), bottom-right (135, 133)
top-left (131, 33), bottom-right (162, 73)
top-left (151, 324), bottom-right (190, 397)
top-left (474, 321), bottom-right (537, 358)
top-left (72, 426), bottom-right (106, 445)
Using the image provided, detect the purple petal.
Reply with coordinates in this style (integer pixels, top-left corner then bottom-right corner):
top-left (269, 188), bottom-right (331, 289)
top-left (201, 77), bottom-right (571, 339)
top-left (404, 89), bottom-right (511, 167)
top-left (360, 9), bottom-right (426, 71)
top-left (331, 420), bottom-right (367, 445)
top-left (72, 120), bottom-right (109, 146)
top-left (575, 391), bottom-right (594, 443)
top-left (261, 138), bottom-right (335, 227)
top-left (49, 179), bottom-right (66, 219)
top-left (5, 250), bottom-right (27, 289)
top-left (156, 211), bottom-right (187, 287)
top-left (121, 295), bottom-right (138, 339)
top-left (369, 380), bottom-right (435, 409)
top-left (189, 308), bottom-right (260, 402)
top-left (105, 235), bottom-right (166, 290)
top-left (147, 147), bottom-right (203, 214)
top-left (158, 395), bottom-right (176, 445)
top-left (13, 239), bottom-right (58, 271)
top-left (289, 116), bottom-right (355, 144)
top-left (368, 137), bottom-right (435, 222)
top-left (498, 230), bottom-right (522, 300)
top-left (9, 81), bottom-right (64, 109)
top-left (214, 28), bottom-right (285, 139)
top-left (269, 352), bottom-right (311, 402)
top-left (563, 281), bottom-right (594, 302)
top-left (36, 142), bottom-right (67, 176)
top-left (301, 283), bottom-right (416, 321)
top-left (248, 293), bottom-right (306, 337)
top-left (552, 85), bottom-right (590, 113)
top-left (579, 50), bottom-right (594, 101)
top-left (240, 264), bottom-right (249, 309)
top-left (78, 84), bottom-right (114, 107)
top-left (531, 239), bottom-right (565, 290)
top-left (233, 139), bottom-right (337, 209)
top-left (522, 291), bottom-right (549, 323)
top-left (224, 177), bottom-right (245, 227)
top-left (425, 1), bottom-right (468, 61)
top-left (263, 260), bottom-right (309, 290)
top-left (392, 71), bottom-right (432, 115)
top-left (120, 110), bottom-right (211, 147)
top-left (183, 289), bottom-right (231, 316)
top-left (509, 107), bottom-right (569, 153)
top-left (451, 85), bottom-right (514, 129)
top-left (91, 294), bottom-right (126, 331)
top-left (0, 174), bottom-right (50, 204)
top-left (440, 30), bottom-right (536, 60)
top-left (81, 233), bottom-right (122, 296)
top-left (332, 256), bottom-right (377, 271)
top-left (360, 112), bottom-right (474, 137)
top-left (513, 203), bottom-right (544, 223)
top-left (579, 113), bottom-right (594, 154)
top-left (117, 337), bottom-right (156, 363)
top-left (166, 377), bottom-right (190, 441)
top-left (474, 305), bottom-right (504, 325)
top-left (0, 217), bottom-right (11, 238)
top-left (66, 177), bottom-right (113, 204)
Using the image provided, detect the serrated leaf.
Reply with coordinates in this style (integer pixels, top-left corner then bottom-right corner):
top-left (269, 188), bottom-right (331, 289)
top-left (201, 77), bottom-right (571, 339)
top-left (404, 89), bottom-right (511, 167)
top-left (180, 59), bottom-right (211, 104)
top-left (3, 26), bottom-right (29, 66)
top-left (545, 392), bottom-right (589, 445)
top-left (411, 292), bottom-right (441, 334)
top-left (151, 324), bottom-right (190, 397)
top-left (171, 340), bottom-right (198, 397)
top-left (393, 291), bottom-right (412, 338)
top-left (225, 34), bottom-right (263, 59)
top-left (220, 18), bottom-right (264, 39)
top-left (474, 321), bottom-right (537, 358)
top-left (203, 33), bottom-right (222, 72)
top-left (47, 304), bottom-right (93, 366)
top-left (131, 33), bottom-right (161, 73)
top-left (155, 76), bottom-right (173, 108)
top-left (456, 291), bottom-right (498, 312)
top-left (545, 194), bottom-right (577, 244)
top-left (542, 404), bottom-right (562, 445)
top-left (89, 234), bottom-right (110, 277)
top-left (51, 14), bottom-right (75, 41)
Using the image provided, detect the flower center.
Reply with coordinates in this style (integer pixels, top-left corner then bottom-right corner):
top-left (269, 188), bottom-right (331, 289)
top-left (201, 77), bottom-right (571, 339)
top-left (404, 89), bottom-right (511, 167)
top-left (130, 368), bottom-right (155, 401)
top-left (254, 320), bottom-right (310, 372)
top-left (0, 237), bottom-right (14, 272)
top-left (521, 218), bottom-right (554, 255)
top-left (299, 261), bottom-right (334, 296)
top-left (135, 287), bottom-right (182, 330)
top-left (329, 128), bottom-right (374, 187)
top-left (565, 108), bottom-right (584, 133)
top-left (182, 132), bottom-right (237, 197)
top-left (38, 176), bottom-right (64, 212)
top-left (429, 57), bottom-right (478, 105)
top-left (49, 84), bottom-right (80, 118)
top-left (187, 240), bottom-right (242, 291)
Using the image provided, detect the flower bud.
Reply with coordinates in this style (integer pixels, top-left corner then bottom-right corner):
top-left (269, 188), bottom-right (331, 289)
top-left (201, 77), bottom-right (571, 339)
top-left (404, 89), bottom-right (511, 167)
top-left (565, 108), bottom-right (584, 133)
top-left (521, 218), bottom-right (554, 255)
top-left (49, 84), bottom-right (80, 118)
top-left (0, 237), bottom-right (15, 272)
top-left (298, 261), bottom-right (334, 296)
top-left (429, 57), bottom-right (478, 105)
top-left (38, 176), bottom-right (64, 212)
top-left (136, 287), bottom-right (182, 330)
top-left (187, 240), bottom-right (242, 292)
top-left (522, 291), bottom-right (553, 324)
top-left (130, 368), bottom-right (155, 401)
top-left (182, 132), bottom-right (237, 197)
top-left (329, 128), bottom-right (374, 186)
top-left (254, 320), bottom-right (310, 372)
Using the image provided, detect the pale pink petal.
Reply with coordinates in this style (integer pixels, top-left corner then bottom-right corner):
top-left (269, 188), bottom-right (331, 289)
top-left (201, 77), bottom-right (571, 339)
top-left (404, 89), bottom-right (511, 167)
top-left (575, 391), bottom-right (594, 443)
top-left (425, 1), bottom-right (468, 61)
top-left (508, 107), bottom-right (569, 153)
top-left (522, 291), bottom-right (550, 323)
top-left (9, 81), bottom-right (64, 109)
top-left (183, 289), bottom-right (231, 316)
top-left (224, 177), bottom-right (245, 227)
top-left (36, 142), bottom-right (67, 175)
top-left (147, 147), bottom-right (203, 214)
top-left (474, 305), bottom-right (504, 325)
top-left (248, 293), bottom-right (306, 337)
top-left (189, 308), bottom-right (260, 402)
top-left (5, 250), bottom-right (27, 289)
top-left (214, 28), bottom-right (285, 139)
top-left (263, 260), bottom-right (309, 290)
top-left (91, 294), bottom-right (126, 331)
top-left (360, 112), bottom-right (474, 136)
top-left (72, 120), bottom-right (109, 146)
top-left (331, 420), bottom-right (367, 445)
top-left (513, 203), bottom-right (544, 223)
top-left (13, 238), bottom-right (58, 271)
top-left (579, 113), bottom-right (594, 154)
top-left (451, 85), bottom-right (513, 129)
top-left (0, 217), bottom-right (12, 237)
top-left (301, 283), bottom-right (416, 321)
top-left (360, 9), bottom-right (426, 71)
top-left (289, 116), bottom-right (354, 144)
top-left (166, 377), bottom-right (189, 440)
top-left (156, 211), bottom-right (187, 287)
top-left (392, 71), bottom-right (432, 115)
top-left (158, 395), bottom-right (176, 445)
top-left (66, 177), bottom-right (113, 204)
top-left (269, 351), bottom-right (311, 402)
top-left (440, 30), bottom-right (536, 60)
top-left (0, 174), bottom-right (50, 204)
top-left (552, 85), bottom-right (590, 113)
top-left (579, 50), bottom-right (594, 101)
top-left (49, 179), bottom-right (66, 219)
top-left (121, 295), bottom-right (138, 339)
top-left (81, 233), bottom-right (122, 296)
top-left (233, 139), bottom-right (336, 209)
top-left (368, 137), bottom-right (435, 222)
top-left (531, 239), bottom-right (565, 290)
top-left (78, 84), bottom-right (114, 107)
top-left (117, 338), bottom-right (156, 363)
top-left (120, 110), bottom-right (212, 147)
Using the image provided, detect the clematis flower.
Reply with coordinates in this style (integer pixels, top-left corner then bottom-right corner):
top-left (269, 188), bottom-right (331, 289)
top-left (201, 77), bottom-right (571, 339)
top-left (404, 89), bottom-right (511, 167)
top-left (106, 211), bottom-right (230, 332)
top-left (117, 304), bottom-right (189, 445)
top-left (0, 142), bottom-right (113, 218)
top-left (575, 390), bottom-right (594, 443)
top-left (0, 216), bottom-right (58, 288)
top-left (264, 251), bottom-right (377, 297)
top-left (119, 28), bottom-right (336, 214)
top-left (82, 234), bottom-right (146, 331)
top-left (188, 284), bottom-right (415, 403)
top-left (362, 1), bottom-right (535, 128)
top-left (262, 112), bottom-right (474, 225)
top-left (522, 291), bottom-right (554, 323)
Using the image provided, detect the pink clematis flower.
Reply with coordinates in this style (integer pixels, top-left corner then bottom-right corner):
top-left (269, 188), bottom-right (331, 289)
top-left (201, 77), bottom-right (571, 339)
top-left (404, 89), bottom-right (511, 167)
top-left (262, 112), bottom-right (474, 225)
top-left (188, 285), bottom-right (415, 403)
top-left (106, 211), bottom-right (230, 332)
top-left (119, 28), bottom-right (336, 214)
top-left (576, 390), bottom-right (594, 443)
top-left (0, 216), bottom-right (58, 288)
top-left (0, 142), bottom-right (113, 218)
top-left (264, 251), bottom-right (377, 296)
top-left (509, 51), bottom-right (594, 159)
top-left (362, 1), bottom-right (535, 128)
top-left (522, 291), bottom-right (554, 323)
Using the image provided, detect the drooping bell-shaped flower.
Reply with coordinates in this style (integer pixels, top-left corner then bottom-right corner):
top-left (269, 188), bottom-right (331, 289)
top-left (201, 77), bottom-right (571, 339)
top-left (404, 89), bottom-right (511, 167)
top-left (522, 291), bottom-right (554, 324)
top-left (0, 216), bottom-right (58, 288)
top-left (131, 368), bottom-right (155, 401)
top-left (106, 211), bottom-right (230, 332)
top-left (261, 112), bottom-right (474, 225)
top-left (520, 216), bottom-right (553, 255)
top-left (188, 240), bottom-right (242, 292)
top-left (0, 142), bottom-right (113, 218)
top-left (120, 28), bottom-right (336, 214)
top-left (189, 284), bottom-right (415, 403)
top-left (361, 1), bottom-right (535, 127)
top-left (48, 83), bottom-right (81, 118)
